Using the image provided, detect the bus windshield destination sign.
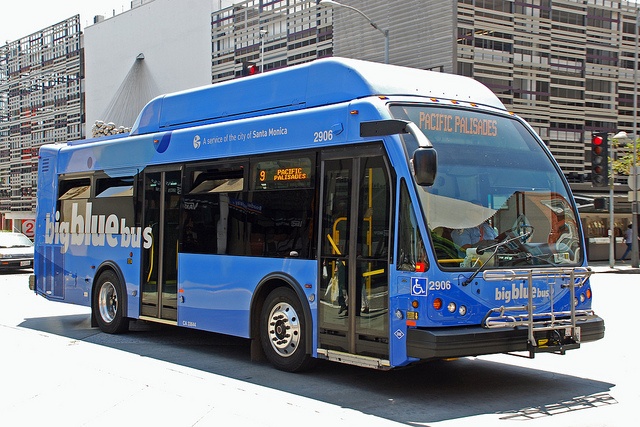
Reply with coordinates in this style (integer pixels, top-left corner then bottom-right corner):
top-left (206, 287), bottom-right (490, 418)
top-left (418, 111), bottom-right (498, 137)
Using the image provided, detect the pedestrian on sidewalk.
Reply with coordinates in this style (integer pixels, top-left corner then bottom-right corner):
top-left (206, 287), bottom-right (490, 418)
top-left (619, 224), bottom-right (633, 262)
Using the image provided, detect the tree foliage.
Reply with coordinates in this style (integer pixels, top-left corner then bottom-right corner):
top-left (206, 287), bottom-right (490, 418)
top-left (611, 137), bottom-right (640, 176)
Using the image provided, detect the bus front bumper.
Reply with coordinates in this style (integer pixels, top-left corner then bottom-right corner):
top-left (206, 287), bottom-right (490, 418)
top-left (406, 316), bottom-right (605, 360)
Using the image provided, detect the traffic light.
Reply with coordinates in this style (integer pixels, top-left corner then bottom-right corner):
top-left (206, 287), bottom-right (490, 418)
top-left (593, 197), bottom-right (609, 210)
top-left (242, 62), bottom-right (258, 76)
top-left (590, 132), bottom-right (609, 187)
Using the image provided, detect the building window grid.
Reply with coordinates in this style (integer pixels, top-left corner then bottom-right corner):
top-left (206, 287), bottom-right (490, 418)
top-left (211, 0), bottom-right (329, 81)
top-left (0, 15), bottom-right (82, 213)
top-left (457, 0), bottom-right (640, 175)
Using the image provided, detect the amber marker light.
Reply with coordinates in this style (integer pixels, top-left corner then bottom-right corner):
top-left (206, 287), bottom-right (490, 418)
top-left (433, 298), bottom-right (443, 310)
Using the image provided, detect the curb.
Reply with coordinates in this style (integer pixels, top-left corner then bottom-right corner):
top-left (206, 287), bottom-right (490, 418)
top-left (588, 262), bottom-right (640, 274)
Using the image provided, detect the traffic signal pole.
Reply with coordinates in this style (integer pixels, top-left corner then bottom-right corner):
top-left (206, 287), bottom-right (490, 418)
top-left (609, 161), bottom-right (615, 268)
top-left (591, 132), bottom-right (614, 266)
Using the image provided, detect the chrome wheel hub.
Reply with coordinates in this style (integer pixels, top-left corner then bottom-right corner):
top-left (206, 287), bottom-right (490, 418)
top-left (267, 301), bottom-right (301, 357)
top-left (98, 281), bottom-right (118, 323)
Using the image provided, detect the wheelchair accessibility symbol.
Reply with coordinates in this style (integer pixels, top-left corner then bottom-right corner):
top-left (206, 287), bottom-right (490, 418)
top-left (411, 278), bottom-right (427, 296)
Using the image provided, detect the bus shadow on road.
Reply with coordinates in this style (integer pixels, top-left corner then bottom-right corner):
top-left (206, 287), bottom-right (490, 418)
top-left (20, 313), bottom-right (616, 425)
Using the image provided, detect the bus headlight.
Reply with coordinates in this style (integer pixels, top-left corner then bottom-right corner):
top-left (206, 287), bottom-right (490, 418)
top-left (458, 305), bottom-right (467, 316)
top-left (447, 302), bottom-right (456, 313)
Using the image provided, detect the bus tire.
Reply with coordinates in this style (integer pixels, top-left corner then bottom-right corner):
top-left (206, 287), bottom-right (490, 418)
top-left (260, 287), bottom-right (314, 372)
top-left (93, 270), bottom-right (129, 334)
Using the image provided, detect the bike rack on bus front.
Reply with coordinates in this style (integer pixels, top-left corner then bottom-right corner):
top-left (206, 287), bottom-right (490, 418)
top-left (480, 267), bottom-right (596, 357)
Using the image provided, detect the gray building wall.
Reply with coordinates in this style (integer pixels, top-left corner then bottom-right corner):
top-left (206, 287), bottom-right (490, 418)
top-left (84, 0), bottom-right (218, 130)
top-left (331, 0), bottom-right (457, 72)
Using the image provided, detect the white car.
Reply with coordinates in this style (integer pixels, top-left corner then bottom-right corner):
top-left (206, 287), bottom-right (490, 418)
top-left (0, 232), bottom-right (34, 271)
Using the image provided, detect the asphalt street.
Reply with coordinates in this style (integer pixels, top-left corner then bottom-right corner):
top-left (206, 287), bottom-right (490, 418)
top-left (0, 265), bottom-right (637, 427)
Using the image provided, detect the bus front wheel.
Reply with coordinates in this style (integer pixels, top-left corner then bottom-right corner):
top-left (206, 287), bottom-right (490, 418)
top-left (260, 287), bottom-right (314, 372)
top-left (93, 270), bottom-right (129, 334)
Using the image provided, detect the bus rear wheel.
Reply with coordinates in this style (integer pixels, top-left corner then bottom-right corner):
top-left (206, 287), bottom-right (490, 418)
top-left (93, 270), bottom-right (129, 334)
top-left (260, 287), bottom-right (314, 372)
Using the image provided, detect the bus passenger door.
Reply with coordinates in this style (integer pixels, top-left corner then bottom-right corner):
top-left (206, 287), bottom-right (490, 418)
top-left (141, 169), bottom-right (181, 322)
top-left (319, 148), bottom-right (391, 359)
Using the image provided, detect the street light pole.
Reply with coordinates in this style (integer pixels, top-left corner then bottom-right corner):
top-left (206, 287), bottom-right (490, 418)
top-left (259, 29), bottom-right (267, 73)
top-left (318, 0), bottom-right (389, 64)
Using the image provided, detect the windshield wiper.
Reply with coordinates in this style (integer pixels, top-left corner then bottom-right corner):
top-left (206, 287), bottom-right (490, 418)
top-left (461, 230), bottom-right (533, 286)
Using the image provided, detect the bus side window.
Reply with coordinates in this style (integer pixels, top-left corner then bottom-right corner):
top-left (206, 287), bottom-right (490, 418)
top-left (182, 169), bottom-right (244, 255)
top-left (397, 180), bottom-right (427, 271)
top-left (93, 176), bottom-right (135, 225)
top-left (248, 155), bottom-right (316, 259)
top-left (249, 189), bottom-right (314, 258)
top-left (58, 178), bottom-right (91, 223)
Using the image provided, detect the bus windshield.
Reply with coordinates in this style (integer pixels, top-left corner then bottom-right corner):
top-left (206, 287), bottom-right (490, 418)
top-left (390, 104), bottom-right (582, 269)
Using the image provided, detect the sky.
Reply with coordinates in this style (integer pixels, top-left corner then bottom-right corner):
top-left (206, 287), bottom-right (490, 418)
top-left (1, 1), bottom-right (131, 44)
top-left (2, 0), bottom-right (640, 45)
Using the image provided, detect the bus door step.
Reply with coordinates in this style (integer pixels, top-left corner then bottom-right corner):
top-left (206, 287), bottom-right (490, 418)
top-left (317, 348), bottom-right (391, 370)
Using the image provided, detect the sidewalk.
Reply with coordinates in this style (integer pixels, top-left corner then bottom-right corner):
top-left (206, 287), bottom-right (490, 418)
top-left (588, 260), bottom-right (640, 274)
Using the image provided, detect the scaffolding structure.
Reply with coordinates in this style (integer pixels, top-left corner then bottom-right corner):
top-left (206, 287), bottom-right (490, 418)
top-left (0, 16), bottom-right (83, 213)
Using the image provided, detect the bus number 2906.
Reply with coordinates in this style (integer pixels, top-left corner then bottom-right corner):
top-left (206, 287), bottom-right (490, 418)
top-left (429, 280), bottom-right (452, 291)
top-left (314, 130), bottom-right (333, 142)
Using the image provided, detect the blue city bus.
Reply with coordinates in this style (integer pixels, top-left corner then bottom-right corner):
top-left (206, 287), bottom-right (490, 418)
top-left (30, 58), bottom-right (604, 371)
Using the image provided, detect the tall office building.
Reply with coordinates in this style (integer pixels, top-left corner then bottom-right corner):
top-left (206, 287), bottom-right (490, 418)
top-left (211, 0), bottom-right (333, 81)
top-left (0, 16), bottom-right (83, 222)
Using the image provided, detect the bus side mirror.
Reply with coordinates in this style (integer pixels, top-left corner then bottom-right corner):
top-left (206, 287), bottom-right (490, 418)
top-left (360, 119), bottom-right (438, 185)
top-left (413, 148), bottom-right (437, 186)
